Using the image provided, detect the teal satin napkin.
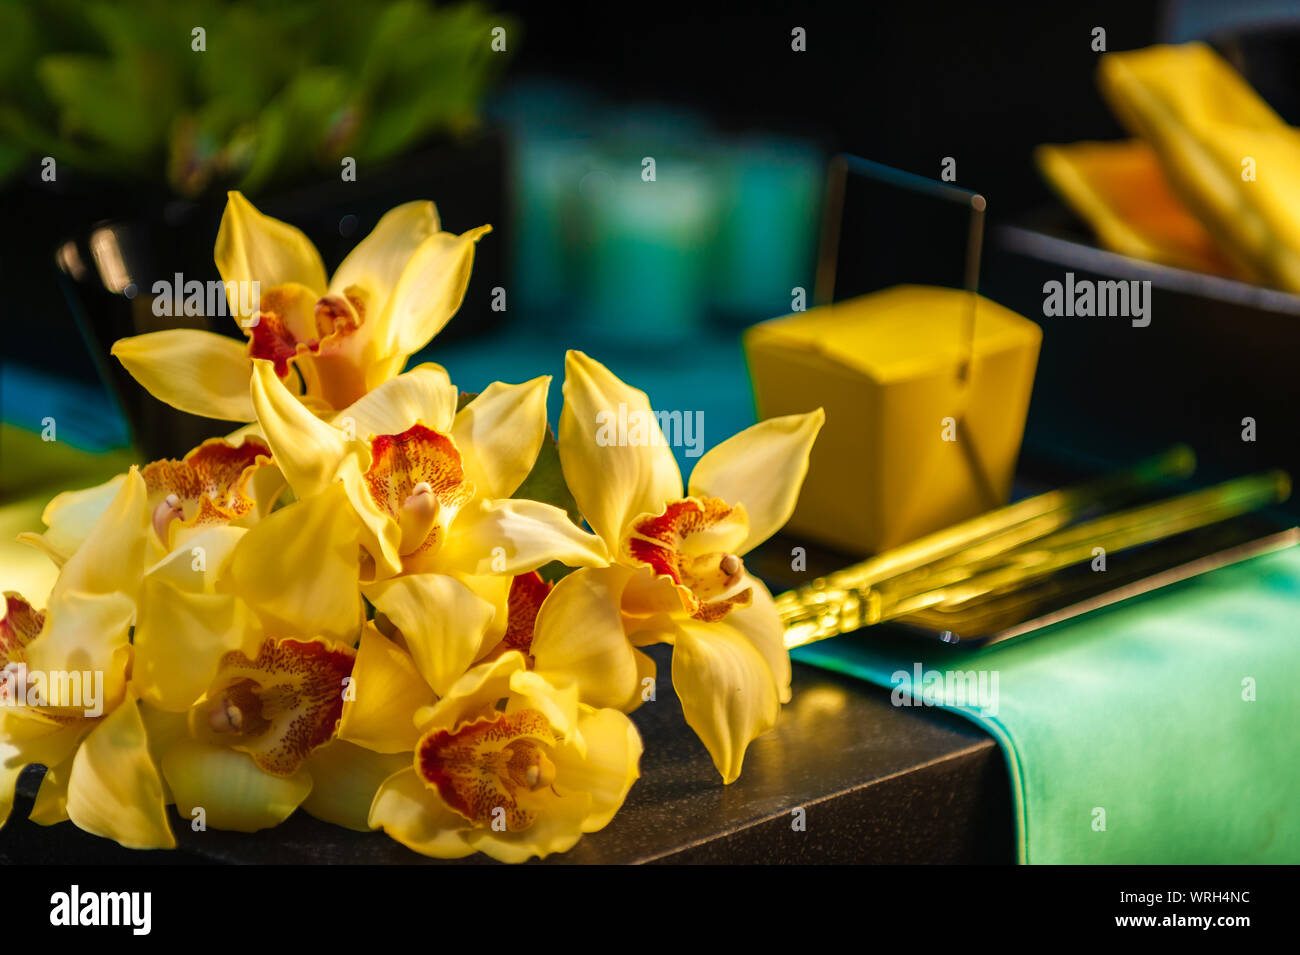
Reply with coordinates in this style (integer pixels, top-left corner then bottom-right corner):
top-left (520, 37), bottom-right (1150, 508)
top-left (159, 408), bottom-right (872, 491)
top-left (793, 544), bottom-right (1300, 863)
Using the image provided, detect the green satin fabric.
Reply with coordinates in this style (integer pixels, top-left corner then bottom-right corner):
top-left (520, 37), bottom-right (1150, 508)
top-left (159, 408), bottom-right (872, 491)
top-left (793, 545), bottom-right (1300, 863)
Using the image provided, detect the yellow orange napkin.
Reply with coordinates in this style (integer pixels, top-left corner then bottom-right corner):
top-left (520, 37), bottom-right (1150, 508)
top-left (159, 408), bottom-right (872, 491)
top-left (1040, 42), bottom-right (1300, 290)
top-left (1035, 139), bottom-right (1239, 277)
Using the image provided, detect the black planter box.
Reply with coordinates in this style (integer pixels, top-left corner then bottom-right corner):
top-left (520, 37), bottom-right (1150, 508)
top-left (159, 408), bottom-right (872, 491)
top-left (984, 211), bottom-right (1300, 515)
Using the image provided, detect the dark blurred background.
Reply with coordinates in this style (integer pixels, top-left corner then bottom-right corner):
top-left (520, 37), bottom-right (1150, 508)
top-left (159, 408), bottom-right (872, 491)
top-left (496, 0), bottom-right (1159, 212)
top-left (3, 0), bottom-right (1300, 508)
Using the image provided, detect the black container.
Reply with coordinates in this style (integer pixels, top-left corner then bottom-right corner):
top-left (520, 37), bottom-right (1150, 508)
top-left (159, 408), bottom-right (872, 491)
top-left (984, 209), bottom-right (1300, 515)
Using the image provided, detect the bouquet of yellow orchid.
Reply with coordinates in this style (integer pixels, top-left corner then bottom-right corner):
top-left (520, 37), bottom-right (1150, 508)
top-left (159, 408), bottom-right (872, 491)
top-left (1, 193), bottom-right (823, 862)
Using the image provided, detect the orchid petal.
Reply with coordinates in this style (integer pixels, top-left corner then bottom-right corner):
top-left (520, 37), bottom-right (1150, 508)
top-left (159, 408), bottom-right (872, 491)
top-left (530, 567), bottom-right (642, 711)
top-left (23, 592), bottom-right (133, 715)
top-left (162, 739), bottom-right (311, 832)
top-left (50, 466), bottom-right (148, 601)
top-left (443, 497), bottom-right (608, 577)
top-left (300, 739), bottom-right (408, 832)
top-left (144, 525), bottom-right (246, 593)
top-left (452, 377), bottom-right (551, 499)
top-left (363, 574), bottom-right (494, 698)
top-left (249, 358), bottom-right (362, 498)
top-left (25, 471), bottom-right (146, 707)
top-left (29, 753), bottom-right (72, 825)
top-left (333, 363), bottom-right (458, 441)
top-left (687, 409), bottom-right (825, 553)
top-left (251, 359), bottom-right (398, 576)
top-left (556, 706), bottom-right (642, 831)
top-left (215, 191), bottom-right (327, 314)
top-left (368, 766), bottom-right (476, 858)
top-left (382, 225), bottom-right (492, 358)
top-left (66, 697), bottom-right (176, 849)
top-left (559, 350), bottom-right (682, 551)
top-left (0, 713), bottom-right (84, 826)
top-left (138, 703), bottom-right (189, 804)
top-left (417, 652), bottom-right (525, 735)
top-left (725, 576), bottom-right (792, 705)
top-left (463, 782), bottom-right (593, 864)
top-left (338, 623), bottom-right (437, 752)
top-left (19, 474), bottom-right (126, 567)
top-left (327, 200), bottom-right (441, 302)
top-left (23, 475), bottom-right (147, 706)
top-left (671, 618), bottom-right (780, 784)
top-left (218, 483), bottom-right (363, 644)
top-left (133, 579), bottom-right (261, 712)
top-left (112, 330), bottom-right (257, 422)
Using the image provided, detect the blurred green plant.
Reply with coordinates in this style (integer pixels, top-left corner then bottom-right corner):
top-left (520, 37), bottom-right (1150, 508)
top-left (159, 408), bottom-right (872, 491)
top-left (0, 0), bottom-right (513, 195)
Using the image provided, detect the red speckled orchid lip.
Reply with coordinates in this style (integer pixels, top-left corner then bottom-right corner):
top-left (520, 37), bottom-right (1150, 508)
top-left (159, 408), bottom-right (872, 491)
top-left (0, 592), bottom-right (44, 702)
top-left (247, 286), bottom-right (365, 380)
top-left (196, 637), bottom-right (356, 777)
top-left (416, 708), bottom-right (562, 830)
top-left (363, 424), bottom-right (476, 558)
top-left (484, 572), bottom-right (553, 664)
top-left (142, 437), bottom-right (271, 541)
top-left (622, 497), bottom-right (754, 622)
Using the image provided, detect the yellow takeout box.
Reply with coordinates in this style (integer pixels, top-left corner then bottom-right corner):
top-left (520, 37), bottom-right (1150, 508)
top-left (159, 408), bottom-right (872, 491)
top-left (744, 285), bottom-right (1041, 555)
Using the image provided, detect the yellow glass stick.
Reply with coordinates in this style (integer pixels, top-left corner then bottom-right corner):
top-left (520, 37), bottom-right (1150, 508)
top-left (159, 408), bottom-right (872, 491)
top-left (900, 526), bottom-right (1300, 639)
top-left (779, 466), bottom-right (1285, 649)
top-left (878, 470), bottom-right (1290, 620)
top-left (775, 446), bottom-right (1193, 645)
top-left (876, 468), bottom-right (1288, 607)
top-left (883, 448), bottom-right (1197, 585)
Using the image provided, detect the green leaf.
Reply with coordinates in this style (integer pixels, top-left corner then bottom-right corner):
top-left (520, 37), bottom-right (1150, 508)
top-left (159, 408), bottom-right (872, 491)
top-left (457, 390), bottom-right (582, 525)
top-left (534, 560), bottom-right (574, 585)
top-left (513, 425), bottom-right (581, 527)
top-left (457, 388), bottom-right (579, 584)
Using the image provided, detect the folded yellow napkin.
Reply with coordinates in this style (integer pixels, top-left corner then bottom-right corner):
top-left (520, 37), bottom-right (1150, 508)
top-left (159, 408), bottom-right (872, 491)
top-left (1035, 139), bottom-right (1240, 277)
top-left (1096, 42), bottom-right (1300, 290)
top-left (1038, 42), bottom-right (1300, 290)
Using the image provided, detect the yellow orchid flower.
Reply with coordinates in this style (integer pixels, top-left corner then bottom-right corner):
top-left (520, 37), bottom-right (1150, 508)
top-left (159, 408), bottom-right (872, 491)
top-left (131, 484), bottom-right (387, 833)
top-left (159, 634), bottom-right (358, 833)
top-left (2, 470), bottom-right (175, 849)
top-left (555, 351), bottom-right (824, 783)
top-left (353, 561), bottom-right (643, 742)
top-left (18, 435), bottom-right (281, 570)
top-left (250, 356), bottom-right (608, 665)
top-left (111, 192), bottom-right (491, 421)
top-left (480, 570), bottom-right (552, 665)
top-left (338, 565), bottom-right (647, 858)
top-left (349, 647), bottom-right (641, 863)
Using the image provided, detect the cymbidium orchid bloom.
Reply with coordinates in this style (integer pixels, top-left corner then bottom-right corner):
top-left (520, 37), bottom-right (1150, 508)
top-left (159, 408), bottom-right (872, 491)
top-left (554, 351), bottom-right (824, 783)
top-left (155, 633), bottom-right (362, 833)
top-left (250, 357), bottom-right (609, 661)
top-left (18, 435), bottom-right (281, 570)
top-left (132, 483), bottom-right (384, 833)
top-left (111, 192), bottom-right (490, 422)
top-left (1, 470), bottom-right (175, 849)
top-left (343, 640), bottom-right (641, 862)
